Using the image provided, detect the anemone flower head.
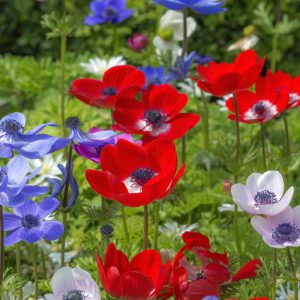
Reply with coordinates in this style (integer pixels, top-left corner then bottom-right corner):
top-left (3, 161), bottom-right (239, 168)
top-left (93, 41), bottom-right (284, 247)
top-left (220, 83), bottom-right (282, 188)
top-left (3, 198), bottom-right (63, 246)
top-left (251, 205), bottom-right (300, 248)
top-left (0, 155), bottom-right (48, 207)
top-left (85, 0), bottom-right (133, 25)
top-left (45, 266), bottom-right (101, 300)
top-left (153, 0), bottom-right (226, 14)
top-left (128, 33), bottom-right (149, 52)
top-left (0, 112), bottom-right (69, 159)
top-left (138, 66), bottom-right (170, 88)
top-left (231, 171), bottom-right (294, 216)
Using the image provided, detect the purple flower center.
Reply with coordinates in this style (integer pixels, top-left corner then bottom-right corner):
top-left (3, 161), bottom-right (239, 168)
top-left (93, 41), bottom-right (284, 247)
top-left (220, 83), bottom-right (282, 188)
top-left (105, 6), bottom-right (118, 18)
top-left (253, 102), bottom-right (267, 116)
top-left (272, 223), bottom-right (300, 244)
top-left (144, 109), bottom-right (166, 128)
top-left (0, 119), bottom-right (24, 134)
top-left (65, 117), bottom-right (81, 129)
top-left (21, 215), bottom-right (40, 229)
top-left (131, 168), bottom-right (155, 186)
top-left (100, 224), bottom-right (114, 237)
top-left (254, 190), bottom-right (278, 207)
top-left (100, 87), bottom-right (117, 96)
top-left (63, 290), bottom-right (84, 300)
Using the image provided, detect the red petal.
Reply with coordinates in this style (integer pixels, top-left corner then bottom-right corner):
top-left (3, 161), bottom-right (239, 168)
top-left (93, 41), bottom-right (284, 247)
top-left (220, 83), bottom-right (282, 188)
top-left (232, 258), bottom-right (262, 282)
top-left (182, 231), bottom-right (210, 249)
top-left (204, 262), bottom-right (231, 283)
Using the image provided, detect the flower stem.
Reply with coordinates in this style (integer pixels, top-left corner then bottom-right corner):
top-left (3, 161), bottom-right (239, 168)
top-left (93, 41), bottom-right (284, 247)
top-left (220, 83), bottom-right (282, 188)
top-left (153, 201), bottom-right (160, 250)
top-left (203, 93), bottom-right (210, 152)
top-left (60, 33), bottom-right (67, 138)
top-left (260, 123), bottom-right (267, 171)
top-left (30, 244), bottom-right (38, 300)
top-left (40, 248), bottom-right (47, 279)
top-left (0, 205), bottom-right (4, 285)
top-left (16, 243), bottom-right (23, 300)
top-left (121, 207), bottom-right (130, 243)
top-left (272, 248), bottom-right (277, 299)
top-left (143, 205), bottom-right (149, 250)
top-left (287, 248), bottom-right (298, 300)
top-left (283, 113), bottom-right (291, 157)
top-left (61, 210), bottom-right (67, 267)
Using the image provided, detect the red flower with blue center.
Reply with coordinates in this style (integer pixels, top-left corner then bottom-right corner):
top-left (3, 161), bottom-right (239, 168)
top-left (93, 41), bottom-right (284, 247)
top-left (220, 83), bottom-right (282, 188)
top-left (69, 65), bottom-right (145, 108)
top-left (86, 138), bottom-right (185, 207)
top-left (112, 84), bottom-right (200, 143)
top-left (194, 50), bottom-right (265, 97)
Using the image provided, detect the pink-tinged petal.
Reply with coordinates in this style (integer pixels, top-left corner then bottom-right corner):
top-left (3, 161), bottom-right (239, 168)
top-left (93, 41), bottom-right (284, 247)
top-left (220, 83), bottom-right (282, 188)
top-left (267, 206), bottom-right (294, 226)
top-left (245, 172), bottom-right (261, 196)
top-left (251, 216), bottom-right (271, 236)
top-left (231, 184), bottom-right (256, 214)
top-left (293, 205), bottom-right (300, 227)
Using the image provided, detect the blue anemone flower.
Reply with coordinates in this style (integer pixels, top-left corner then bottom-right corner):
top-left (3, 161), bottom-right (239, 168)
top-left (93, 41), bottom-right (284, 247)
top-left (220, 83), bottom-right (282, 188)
top-left (48, 163), bottom-right (79, 208)
top-left (0, 112), bottom-right (69, 159)
top-left (0, 155), bottom-right (48, 207)
top-left (138, 66), bottom-right (170, 88)
top-left (153, 0), bottom-right (226, 14)
top-left (85, 0), bottom-right (133, 25)
top-left (3, 198), bottom-right (63, 246)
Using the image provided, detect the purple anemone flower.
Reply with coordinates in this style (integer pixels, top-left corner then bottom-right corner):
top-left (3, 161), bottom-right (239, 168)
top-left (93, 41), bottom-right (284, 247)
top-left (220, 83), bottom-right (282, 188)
top-left (0, 155), bottom-right (48, 207)
top-left (85, 0), bottom-right (133, 26)
top-left (152, 0), bottom-right (226, 15)
top-left (251, 206), bottom-right (300, 248)
top-left (0, 112), bottom-right (69, 159)
top-left (3, 198), bottom-right (63, 246)
top-left (73, 127), bottom-right (134, 163)
top-left (47, 163), bottom-right (79, 208)
top-left (128, 34), bottom-right (149, 52)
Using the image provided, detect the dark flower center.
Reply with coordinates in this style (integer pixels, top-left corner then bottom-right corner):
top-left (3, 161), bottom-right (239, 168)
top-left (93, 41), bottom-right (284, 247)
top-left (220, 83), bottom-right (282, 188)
top-left (254, 190), bottom-right (278, 207)
top-left (105, 6), bottom-right (117, 17)
top-left (131, 168), bottom-right (155, 186)
top-left (272, 223), bottom-right (300, 244)
top-left (95, 145), bottom-right (104, 155)
top-left (0, 119), bottom-right (24, 134)
top-left (65, 117), bottom-right (81, 129)
top-left (63, 290), bottom-right (84, 300)
top-left (100, 224), bottom-right (114, 237)
top-left (144, 109), bottom-right (166, 128)
top-left (196, 270), bottom-right (205, 280)
top-left (253, 102), bottom-right (267, 116)
top-left (21, 215), bottom-right (40, 229)
top-left (100, 87), bottom-right (117, 96)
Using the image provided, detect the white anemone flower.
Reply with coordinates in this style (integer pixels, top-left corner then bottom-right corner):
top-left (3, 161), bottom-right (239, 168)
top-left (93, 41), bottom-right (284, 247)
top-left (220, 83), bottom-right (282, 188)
top-left (45, 266), bottom-right (101, 300)
top-left (159, 222), bottom-right (198, 239)
top-left (228, 35), bottom-right (259, 52)
top-left (80, 56), bottom-right (126, 76)
top-left (231, 171), bottom-right (294, 216)
top-left (277, 282), bottom-right (300, 299)
top-left (218, 204), bottom-right (242, 213)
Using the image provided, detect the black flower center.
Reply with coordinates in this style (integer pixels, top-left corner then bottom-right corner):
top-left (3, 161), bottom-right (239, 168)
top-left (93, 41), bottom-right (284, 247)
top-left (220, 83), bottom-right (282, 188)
top-left (105, 6), bottom-right (117, 17)
top-left (253, 102), bottom-right (267, 116)
top-left (100, 87), bottom-right (117, 96)
top-left (196, 270), bottom-right (205, 280)
top-left (63, 290), bottom-right (84, 300)
top-left (144, 109), bottom-right (166, 128)
top-left (22, 215), bottom-right (40, 229)
top-left (131, 168), bottom-right (155, 186)
top-left (100, 224), bottom-right (114, 237)
top-left (254, 190), bottom-right (278, 207)
top-left (272, 223), bottom-right (300, 244)
top-left (0, 119), bottom-right (24, 134)
top-left (65, 117), bottom-right (81, 129)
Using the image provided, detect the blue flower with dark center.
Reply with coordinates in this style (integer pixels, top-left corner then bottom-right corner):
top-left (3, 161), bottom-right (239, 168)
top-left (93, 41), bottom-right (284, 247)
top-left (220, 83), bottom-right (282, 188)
top-left (254, 190), bottom-right (278, 207)
top-left (131, 168), bottom-right (155, 186)
top-left (138, 66), bottom-right (170, 88)
top-left (0, 112), bottom-right (70, 159)
top-left (3, 198), bottom-right (63, 246)
top-left (272, 223), bottom-right (300, 244)
top-left (85, 0), bottom-right (133, 25)
top-left (152, 0), bottom-right (226, 15)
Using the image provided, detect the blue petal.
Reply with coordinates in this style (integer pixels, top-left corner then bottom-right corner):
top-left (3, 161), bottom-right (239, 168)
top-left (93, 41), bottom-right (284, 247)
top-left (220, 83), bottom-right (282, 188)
top-left (3, 213), bottom-right (21, 231)
top-left (24, 122), bottom-right (57, 135)
top-left (84, 15), bottom-right (106, 25)
top-left (153, 0), bottom-right (187, 10)
top-left (0, 144), bottom-right (13, 158)
top-left (0, 112), bottom-right (26, 128)
top-left (4, 227), bottom-right (23, 246)
top-left (68, 173), bottom-right (79, 207)
top-left (37, 197), bottom-right (60, 218)
top-left (48, 178), bottom-right (63, 197)
top-left (21, 185), bottom-right (49, 197)
top-left (41, 221), bottom-right (64, 241)
top-left (7, 155), bottom-right (29, 185)
top-left (20, 227), bottom-right (42, 243)
top-left (14, 199), bottom-right (39, 217)
top-left (116, 9), bottom-right (133, 23)
top-left (0, 191), bottom-right (26, 207)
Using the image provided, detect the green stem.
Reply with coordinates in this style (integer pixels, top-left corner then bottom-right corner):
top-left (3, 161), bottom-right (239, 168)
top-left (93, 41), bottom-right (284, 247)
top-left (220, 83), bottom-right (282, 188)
top-left (30, 244), bottom-right (38, 300)
top-left (143, 205), bottom-right (149, 250)
top-left (203, 94), bottom-right (210, 152)
top-left (233, 94), bottom-right (241, 166)
top-left (153, 202), bottom-right (160, 250)
top-left (287, 248), bottom-right (298, 300)
top-left (260, 123), bottom-right (267, 171)
top-left (60, 33), bottom-right (67, 137)
top-left (272, 248), bottom-right (277, 299)
top-left (283, 113), bottom-right (291, 157)
top-left (40, 248), bottom-right (47, 279)
top-left (61, 211), bottom-right (67, 267)
top-left (0, 205), bottom-right (4, 285)
top-left (121, 207), bottom-right (130, 243)
top-left (16, 243), bottom-right (23, 300)
top-left (233, 201), bottom-right (241, 255)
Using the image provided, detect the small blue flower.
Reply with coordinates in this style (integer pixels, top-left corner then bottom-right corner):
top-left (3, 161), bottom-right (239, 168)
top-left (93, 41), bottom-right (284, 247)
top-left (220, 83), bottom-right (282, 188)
top-left (153, 0), bottom-right (226, 14)
top-left (48, 163), bottom-right (79, 208)
top-left (0, 112), bottom-right (69, 159)
top-left (85, 0), bottom-right (133, 25)
top-left (0, 155), bottom-right (48, 207)
top-left (3, 198), bottom-right (63, 246)
top-left (138, 66), bottom-right (170, 88)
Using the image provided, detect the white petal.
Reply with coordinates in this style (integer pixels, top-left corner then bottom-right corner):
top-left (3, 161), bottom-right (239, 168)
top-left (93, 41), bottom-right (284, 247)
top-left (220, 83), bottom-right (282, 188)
top-left (257, 171), bottom-right (284, 200)
top-left (245, 172), bottom-right (261, 196)
top-left (267, 206), bottom-right (294, 226)
top-left (292, 205), bottom-right (300, 227)
top-left (51, 267), bottom-right (77, 297)
top-left (231, 184), bottom-right (256, 214)
top-left (251, 216), bottom-right (271, 236)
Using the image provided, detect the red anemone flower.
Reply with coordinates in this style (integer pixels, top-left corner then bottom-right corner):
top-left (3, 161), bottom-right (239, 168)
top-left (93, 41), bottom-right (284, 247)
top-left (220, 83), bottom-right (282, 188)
top-left (264, 70), bottom-right (300, 110)
top-left (86, 138), bottom-right (185, 207)
top-left (112, 84), bottom-right (200, 143)
top-left (169, 231), bottom-right (262, 300)
top-left (226, 75), bottom-right (289, 123)
top-left (194, 50), bottom-right (265, 97)
top-left (97, 243), bottom-right (171, 300)
top-left (69, 65), bottom-right (146, 108)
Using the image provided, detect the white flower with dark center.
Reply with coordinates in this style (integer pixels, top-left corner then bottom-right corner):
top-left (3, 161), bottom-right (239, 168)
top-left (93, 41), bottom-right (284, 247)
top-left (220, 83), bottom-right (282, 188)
top-left (45, 266), bottom-right (101, 300)
top-left (277, 282), bottom-right (300, 299)
top-left (231, 171), bottom-right (294, 216)
top-left (80, 56), bottom-right (126, 76)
